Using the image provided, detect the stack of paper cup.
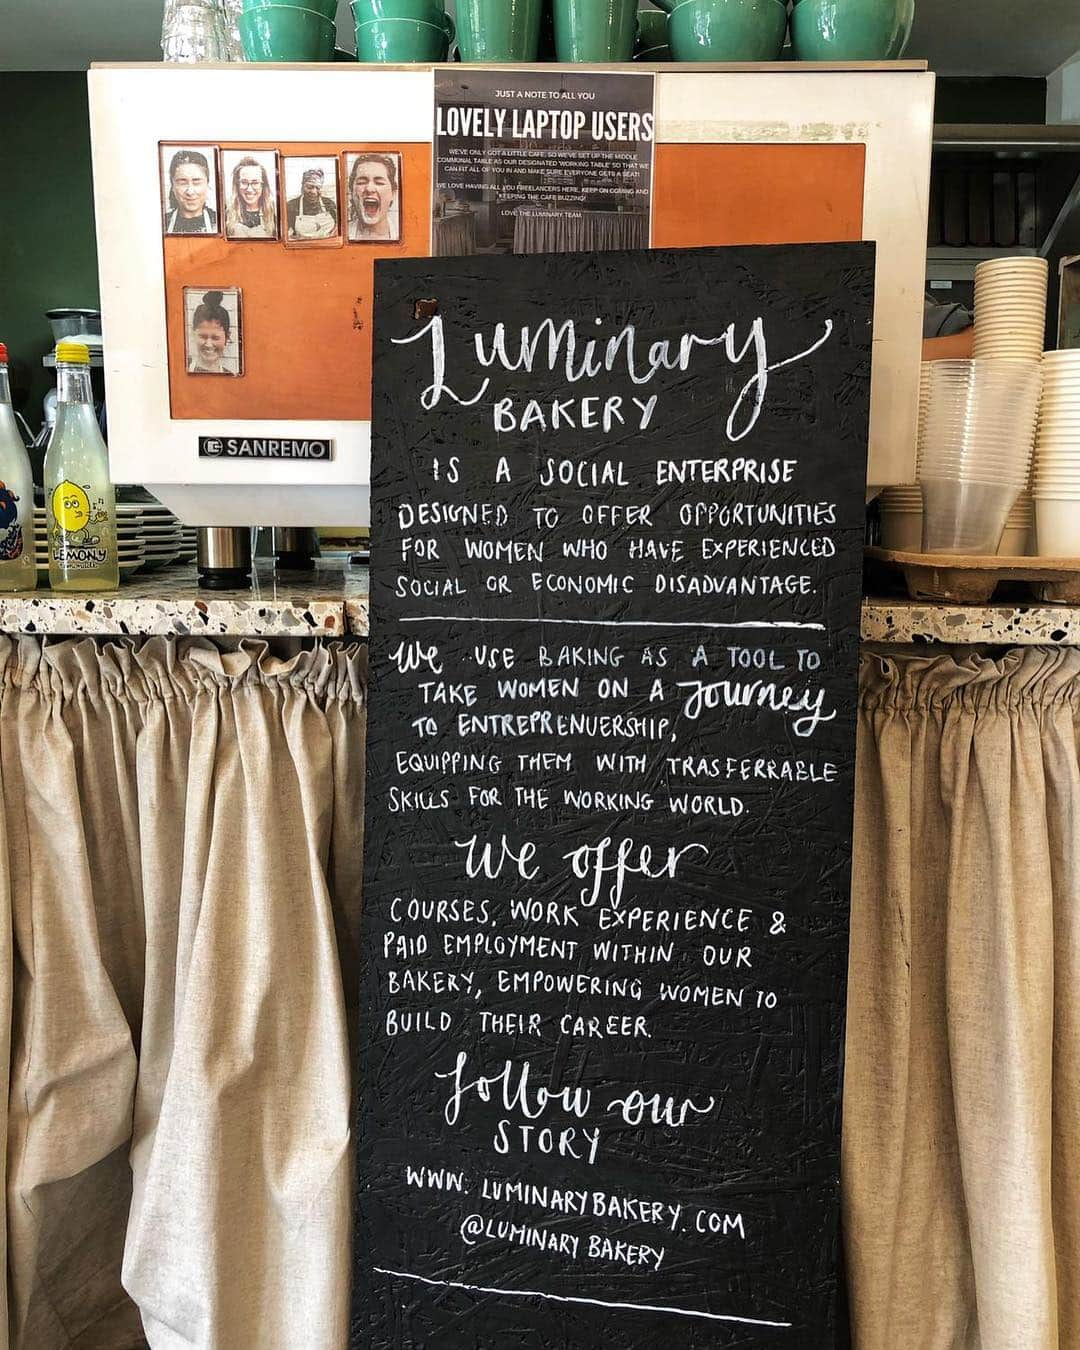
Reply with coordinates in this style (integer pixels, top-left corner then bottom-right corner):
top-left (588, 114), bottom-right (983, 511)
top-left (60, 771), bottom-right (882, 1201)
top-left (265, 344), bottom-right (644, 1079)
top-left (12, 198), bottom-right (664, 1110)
top-left (919, 359), bottom-right (1042, 554)
top-left (972, 256), bottom-right (1048, 362)
top-left (879, 363), bottom-right (931, 502)
top-left (1001, 492), bottom-right (1036, 554)
top-left (878, 484), bottom-right (924, 551)
top-left (1032, 348), bottom-right (1080, 554)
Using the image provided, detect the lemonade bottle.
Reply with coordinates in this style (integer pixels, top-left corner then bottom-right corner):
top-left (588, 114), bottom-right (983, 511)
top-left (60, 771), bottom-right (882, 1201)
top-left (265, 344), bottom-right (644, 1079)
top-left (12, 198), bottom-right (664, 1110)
top-left (44, 342), bottom-right (119, 591)
top-left (0, 343), bottom-right (37, 592)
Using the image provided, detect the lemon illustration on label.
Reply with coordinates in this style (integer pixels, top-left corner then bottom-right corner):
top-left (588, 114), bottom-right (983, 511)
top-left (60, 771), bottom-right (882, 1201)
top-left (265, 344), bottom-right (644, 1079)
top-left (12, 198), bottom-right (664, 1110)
top-left (52, 480), bottom-right (91, 533)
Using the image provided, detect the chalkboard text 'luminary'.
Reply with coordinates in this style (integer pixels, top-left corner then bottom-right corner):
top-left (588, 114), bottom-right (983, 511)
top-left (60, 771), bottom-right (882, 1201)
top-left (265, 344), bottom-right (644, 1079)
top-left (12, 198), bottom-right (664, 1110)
top-left (353, 243), bottom-right (874, 1349)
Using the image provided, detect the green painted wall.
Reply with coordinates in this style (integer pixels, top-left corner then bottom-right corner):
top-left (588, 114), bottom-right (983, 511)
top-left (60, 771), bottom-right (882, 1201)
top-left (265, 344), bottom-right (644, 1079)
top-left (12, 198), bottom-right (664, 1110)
top-left (0, 73), bottom-right (100, 430)
top-left (935, 77), bottom-right (1047, 125)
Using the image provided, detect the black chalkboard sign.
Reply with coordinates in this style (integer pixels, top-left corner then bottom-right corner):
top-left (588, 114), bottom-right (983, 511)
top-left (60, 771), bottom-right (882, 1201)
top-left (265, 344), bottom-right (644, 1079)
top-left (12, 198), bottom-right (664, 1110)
top-left (352, 244), bottom-right (874, 1349)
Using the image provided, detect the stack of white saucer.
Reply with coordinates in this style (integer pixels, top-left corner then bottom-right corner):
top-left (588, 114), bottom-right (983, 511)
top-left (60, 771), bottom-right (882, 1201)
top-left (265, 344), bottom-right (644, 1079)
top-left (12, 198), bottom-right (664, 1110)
top-left (878, 361), bottom-right (1033, 554)
top-left (1032, 348), bottom-right (1080, 554)
top-left (973, 256), bottom-right (1048, 362)
top-left (33, 510), bottom-right (144, 580)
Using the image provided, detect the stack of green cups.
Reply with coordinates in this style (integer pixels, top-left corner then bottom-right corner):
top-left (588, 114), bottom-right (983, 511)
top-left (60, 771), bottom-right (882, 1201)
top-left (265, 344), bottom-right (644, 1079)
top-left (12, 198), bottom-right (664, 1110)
top-left (553, 0), bottom-right (638, 61)
top-left (457, 0), bottom-right (544, 62)
top-left (634, 8), bottom-right (670, 59)
top-left (240, 0), bottom-right (337, 61)
top-left (651, 0), bottom-right (788, 61)
top-left (352, 0), bottom-right (455, 62)
top-left (790, 0), bottom-right (914, 59)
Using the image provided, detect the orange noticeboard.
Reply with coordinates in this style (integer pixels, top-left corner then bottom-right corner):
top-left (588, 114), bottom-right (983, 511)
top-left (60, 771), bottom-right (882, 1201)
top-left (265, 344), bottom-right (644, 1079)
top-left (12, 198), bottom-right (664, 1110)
top-left (165, 142), bottom-right (432, 423)
top-left (652, 143), bottom-right (865, 247)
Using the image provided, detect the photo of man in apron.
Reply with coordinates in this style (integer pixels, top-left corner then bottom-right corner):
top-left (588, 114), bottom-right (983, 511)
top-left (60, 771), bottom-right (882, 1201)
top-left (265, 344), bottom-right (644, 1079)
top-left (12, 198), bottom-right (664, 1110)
top-left (162, 147), bottom-right (219, 236)
top-left (286, 166), bottom-right (339, 242)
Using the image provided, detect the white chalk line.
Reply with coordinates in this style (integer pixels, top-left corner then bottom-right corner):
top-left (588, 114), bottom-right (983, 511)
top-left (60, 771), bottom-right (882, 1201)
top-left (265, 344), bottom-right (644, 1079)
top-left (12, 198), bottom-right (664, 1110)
top-left (398, 616), bottom-right (825, 631)
top-left (372, 1266), bottom-right (794, 1329)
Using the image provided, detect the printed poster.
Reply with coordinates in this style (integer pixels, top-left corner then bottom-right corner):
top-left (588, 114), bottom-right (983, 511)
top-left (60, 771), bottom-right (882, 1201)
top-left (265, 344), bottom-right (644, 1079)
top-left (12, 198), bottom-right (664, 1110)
top-left (433, 69), bottom-right (655, 258)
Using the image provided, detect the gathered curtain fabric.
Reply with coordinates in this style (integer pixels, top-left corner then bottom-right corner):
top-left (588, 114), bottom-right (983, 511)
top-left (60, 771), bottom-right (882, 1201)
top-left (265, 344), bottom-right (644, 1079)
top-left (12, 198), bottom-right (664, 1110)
top-left (0, 635), bottom-right (366, 1350)
top-left (846, 645), bottom-right (1080, 1350)
top-left (2, 634), bottom-right (1076, 1349)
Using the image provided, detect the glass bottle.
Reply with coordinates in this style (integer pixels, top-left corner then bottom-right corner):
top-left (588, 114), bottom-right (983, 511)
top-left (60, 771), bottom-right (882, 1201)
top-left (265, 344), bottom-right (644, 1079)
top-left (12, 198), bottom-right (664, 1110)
top-left (0, 343), bottom-right (37, 592)
top-left (44, 342), bottom-right (119, 591)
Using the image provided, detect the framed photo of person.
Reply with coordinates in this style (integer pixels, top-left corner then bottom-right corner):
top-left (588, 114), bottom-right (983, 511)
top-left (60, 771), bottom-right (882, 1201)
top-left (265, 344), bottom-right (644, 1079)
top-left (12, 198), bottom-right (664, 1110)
top-left (183, 287), bottom-right (244, 377)
top-left (161, 144), bottom-right (221, 236)
top-left (345, 150), bottom-right (403, 244)
top-left (282, 156), bottom-right (341, 247)
top-left (221, 149), bottom-right (280, 241)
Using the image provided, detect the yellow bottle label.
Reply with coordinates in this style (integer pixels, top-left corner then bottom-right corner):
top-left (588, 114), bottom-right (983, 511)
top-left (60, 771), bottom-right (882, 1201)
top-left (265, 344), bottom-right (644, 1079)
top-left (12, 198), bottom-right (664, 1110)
top-left (50, 480), bottom-right (112, 569)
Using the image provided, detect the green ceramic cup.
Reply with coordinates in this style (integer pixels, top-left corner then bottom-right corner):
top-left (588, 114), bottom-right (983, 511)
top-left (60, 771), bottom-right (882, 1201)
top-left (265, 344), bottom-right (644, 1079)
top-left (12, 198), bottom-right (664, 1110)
top-left (635, 7), bottom-right (669, 52)
top-left (239, 5), bottom-right (337, 61)
top-left (790, 0), bottom-right (914, 59)
top-left (553, 0), bottom-right (638, 62)
top-left (352, 0), bottom-right (446, 22)
top-left (353, 10), bottom-right (455, 61)
top-left (243, 0), bottom-right (338, 19)
top-left (456, 0), bottom-right (543, 60)
top-left (659, 0), bottom-right (787, 60)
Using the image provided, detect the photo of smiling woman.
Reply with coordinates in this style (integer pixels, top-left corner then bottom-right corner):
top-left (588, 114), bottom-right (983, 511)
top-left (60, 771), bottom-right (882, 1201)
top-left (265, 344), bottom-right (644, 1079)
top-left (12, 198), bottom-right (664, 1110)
top-left (346, 151), bottom-right (402, 243)
top-left (183, 287), bottom-right (243, 376)
top-left (222, 150), bottom-right (279, 240)
top-left (161, 145), bottom-right (219, 235)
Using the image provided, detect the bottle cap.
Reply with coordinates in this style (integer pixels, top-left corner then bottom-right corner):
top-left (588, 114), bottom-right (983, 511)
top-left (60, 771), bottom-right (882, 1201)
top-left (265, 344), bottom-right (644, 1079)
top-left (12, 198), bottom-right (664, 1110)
top-left (0, 343), bottom-right (7, 363)
top-left (55, 341), bottom-right (91, 365)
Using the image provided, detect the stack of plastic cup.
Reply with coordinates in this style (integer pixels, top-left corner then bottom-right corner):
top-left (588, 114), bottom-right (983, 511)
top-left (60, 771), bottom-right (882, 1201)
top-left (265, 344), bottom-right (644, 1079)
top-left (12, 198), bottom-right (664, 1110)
top-left (973, 256), bottom-right (1049, 362)
top-left (919, 359), bottom-right (1043, 554)
top-left (880, 364), bottom-right (1032, 554)
top-left (880, 488), bottom-right (1033, 554)
top-left (877, 361), bottom-right (930, 548)
top-left (915, 358), bottom-right (932, 454)
top-left (1032, 348), bottom-right (1080, 555)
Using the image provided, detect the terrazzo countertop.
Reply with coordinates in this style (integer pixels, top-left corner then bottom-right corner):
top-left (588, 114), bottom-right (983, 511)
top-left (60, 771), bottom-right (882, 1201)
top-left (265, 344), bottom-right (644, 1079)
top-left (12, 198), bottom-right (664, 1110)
top-left (2, 566), bottom-right (1079, 645)
top-left (0, 559), bottom-right (370, 637)
top-left (862, 598), bottom-right (1080, 646)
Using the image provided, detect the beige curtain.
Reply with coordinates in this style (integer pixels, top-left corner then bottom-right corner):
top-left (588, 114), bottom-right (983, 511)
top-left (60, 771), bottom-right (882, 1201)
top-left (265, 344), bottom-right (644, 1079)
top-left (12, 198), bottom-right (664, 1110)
top-left (0, 635), bottom-right (366, 1350)
top-left (845, 645), bottom-right (1080, 1350)
top-left (5, 633), bottom-right (1076, 1348)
